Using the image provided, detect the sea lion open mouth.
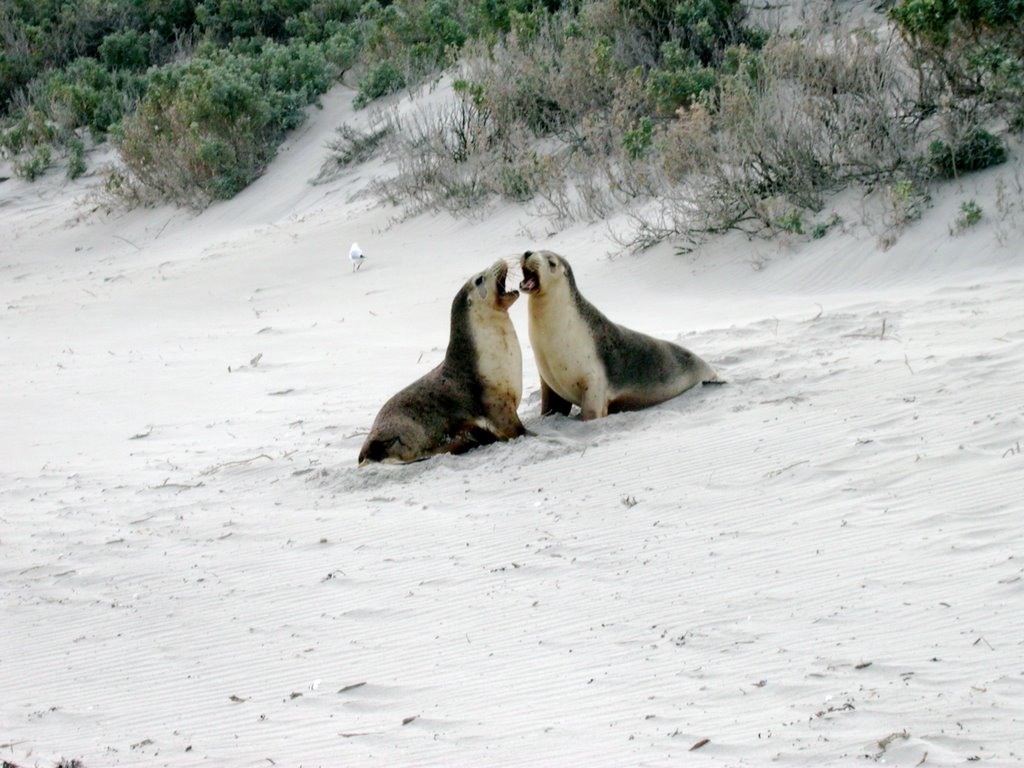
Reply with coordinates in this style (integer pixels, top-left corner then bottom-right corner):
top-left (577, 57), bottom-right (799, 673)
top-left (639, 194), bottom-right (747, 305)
top-left (495, 262), bottom-right (519, 307)
top-left (520, 264), bottom-right (540, 294)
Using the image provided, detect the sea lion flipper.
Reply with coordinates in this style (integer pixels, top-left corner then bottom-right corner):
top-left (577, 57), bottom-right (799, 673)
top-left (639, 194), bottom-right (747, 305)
top-left (540, 379), bottom-right (572, 416)
top-left (442, 422), bottom-right (501, 455)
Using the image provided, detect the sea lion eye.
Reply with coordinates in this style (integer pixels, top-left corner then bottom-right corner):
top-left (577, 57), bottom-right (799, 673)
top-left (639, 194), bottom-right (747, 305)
top-left (547, 259), bottom-right (556, 269)
top-left (474, 274), bottom-right (488, 299)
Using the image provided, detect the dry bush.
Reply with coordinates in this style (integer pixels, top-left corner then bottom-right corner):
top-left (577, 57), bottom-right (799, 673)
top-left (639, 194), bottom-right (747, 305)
top-left (371, 95), bottom-right (493, 214)
top-left (372, 7), bottom-right (983, 253)
top-left (617, 30), bottom-right (936, 249)
top-left (314, 117), bottom-right (392, 184)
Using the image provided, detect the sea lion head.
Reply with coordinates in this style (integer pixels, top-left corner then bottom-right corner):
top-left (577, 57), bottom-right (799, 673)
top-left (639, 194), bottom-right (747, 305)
top-left (519, 250), bottom-right (571, 297)
top-left (461, 258), bottom-right (520, 312)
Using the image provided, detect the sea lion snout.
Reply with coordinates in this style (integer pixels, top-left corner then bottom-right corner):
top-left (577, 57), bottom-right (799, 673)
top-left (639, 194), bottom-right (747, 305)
top-left (519, 251), bottom-right (543, 294)
top-left (488, 259), bottom-right (519, 309)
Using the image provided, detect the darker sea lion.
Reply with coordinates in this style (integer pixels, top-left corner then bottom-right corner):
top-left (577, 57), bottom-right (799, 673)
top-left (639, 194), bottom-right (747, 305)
top-left (359, 260), bottom-right (525, 464)
top-left (519, 249), bottom-right (721, 421)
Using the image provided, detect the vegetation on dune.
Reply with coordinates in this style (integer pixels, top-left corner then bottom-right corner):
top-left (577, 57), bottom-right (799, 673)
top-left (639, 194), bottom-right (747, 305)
top-left (362, 0), bottom-right (1021, 247)
top-left (0, 0), bottom-right (554, 198)
top-left (1, 0), bottom-right (1020, 236)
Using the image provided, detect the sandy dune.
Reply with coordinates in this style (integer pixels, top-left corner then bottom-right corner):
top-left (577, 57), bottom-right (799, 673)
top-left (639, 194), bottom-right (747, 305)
top-left (2, 84), bottom-right (1023, 767)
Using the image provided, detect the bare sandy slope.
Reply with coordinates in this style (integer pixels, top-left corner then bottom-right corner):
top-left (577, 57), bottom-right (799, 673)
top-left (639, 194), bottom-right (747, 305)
top-left (2, 84), bottom-right (1023, 767)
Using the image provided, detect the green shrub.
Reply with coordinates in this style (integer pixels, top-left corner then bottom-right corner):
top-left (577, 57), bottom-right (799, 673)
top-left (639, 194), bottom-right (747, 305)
top-left (622, 116), bottom-right (653, 160)
top-left (196, 0), bottom-right (314, 43)
top-left (42, 57), bottom-right (146, 139)
top-left (66, 135), bottom-right (87, 179)
top-left (811, 213), bottom-right (842, 239)
top-left (890, 0), bottom-right (1024, 129)
top-left (615, 0), bottom-right (759, 68)
top-left (0, 106), bottom-right (55, 156)
top-left (115, 41), bottom-right (333, 205)
top-left (775, 208), bottom-right (803, 234)
top-left (13, 144), bottom-right (51, 180)
top-left (928, 129), bottom-right (1007, 178)
top-left (955, 198), bottom-right (982, 230)
top-left (258, 39), bottom-right (331, 102)
top-left (98, 29), bottom-right (157, 71)
top-left (353, 59), bottom-right (404, 108)
top-left (647, 62), bottom-right (717, 116)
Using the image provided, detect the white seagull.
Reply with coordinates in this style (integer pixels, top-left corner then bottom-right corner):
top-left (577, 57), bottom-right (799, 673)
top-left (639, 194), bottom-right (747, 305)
top-left (349, 242), bottom-right (366, 272)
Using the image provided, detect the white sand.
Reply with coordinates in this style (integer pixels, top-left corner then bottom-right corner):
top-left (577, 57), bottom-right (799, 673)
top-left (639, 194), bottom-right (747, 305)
top-left (2, 84), bottom-right (1023, 767)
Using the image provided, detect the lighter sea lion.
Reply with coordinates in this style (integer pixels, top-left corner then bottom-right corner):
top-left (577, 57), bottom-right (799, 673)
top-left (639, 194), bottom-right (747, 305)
top-left (359, 260), bottom-right (524, 464)
top-left (519, 249), bottom-right (721, 421)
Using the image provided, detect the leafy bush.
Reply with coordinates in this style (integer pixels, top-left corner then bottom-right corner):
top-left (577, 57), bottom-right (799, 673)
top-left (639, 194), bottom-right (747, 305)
top-left (775, 208), bottom-right (803, 235)
top-left (116, 40), bottom-right (333, 205)
top-left (353, 59), bottom-right (405, 108)
top-left (14, 144), bottom-right (51, 180)
top-left (646, 54), bottom-right (717, 116)
top-left (66, 135), bottom-right (87, 179)
top-left (928, 128), bottom-right (1007, 178)
top-left (0, 106), bottom-right (55, 156)
top-left (890, 0), bottom-right (1024, 129)
top-left (42, 58), bottom-right (147, 139)
top-left (955, 198), bottom-right (982, 231)
top-left (98, 29), bottom-right (159, 71)
top-left (196, 0), bottom-right (314, 42)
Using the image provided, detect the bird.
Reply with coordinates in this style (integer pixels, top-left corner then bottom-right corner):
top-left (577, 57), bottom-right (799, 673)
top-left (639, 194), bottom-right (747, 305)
top-left (349, 242), bottom-right (366, 272)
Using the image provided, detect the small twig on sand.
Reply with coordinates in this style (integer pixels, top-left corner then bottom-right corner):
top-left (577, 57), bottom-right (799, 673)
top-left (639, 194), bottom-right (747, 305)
top-left (113, 234), bottom-right (142, 251)
top-left (765, 460), bottom-right (809, 478)
top-left (155, 216), bottom-right (173, 240)
top-left (200, 454), bottom-right (274, 476)
top-left (875, 730), bottom-right (910, 760)
top-left (150, 478), bottom-right (205, 492)
top-left (129, 426), bottom-right (153, 440)
top-left (973, 635), bottom-right (995, 650)
top-left (916, 751), bottom-right (929, 766)
top-left (880, 318), bottom-right (887, 340)
top-left (904, 354), bottom-right (914, 375)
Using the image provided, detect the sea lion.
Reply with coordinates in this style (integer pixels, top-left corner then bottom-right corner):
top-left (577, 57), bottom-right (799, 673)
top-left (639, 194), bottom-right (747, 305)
top-left (519, 249), bottom-right (721, 421)
top-left (358, 259), bottom-right (525, 464)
